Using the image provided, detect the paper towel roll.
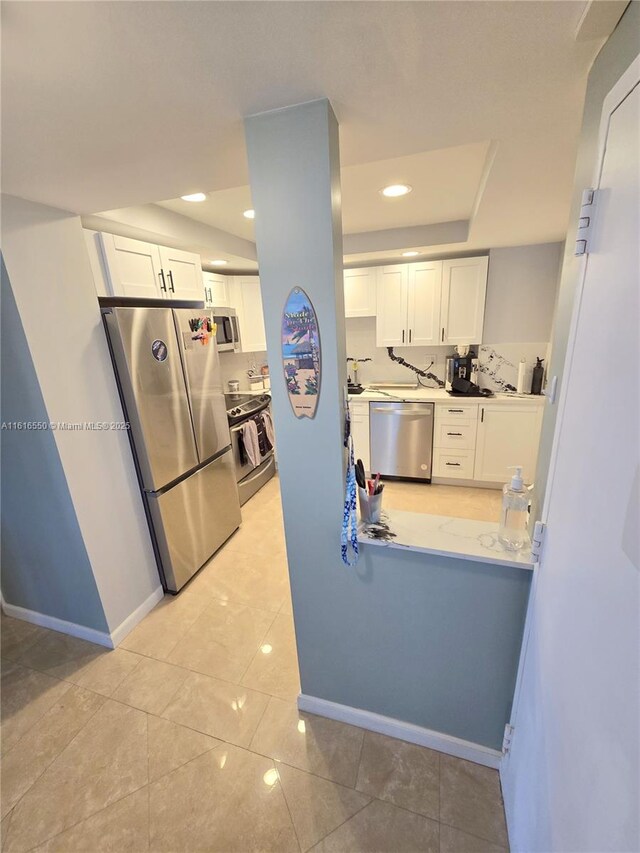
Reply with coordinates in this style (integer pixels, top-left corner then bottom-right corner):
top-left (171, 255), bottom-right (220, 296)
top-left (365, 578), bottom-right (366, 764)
top-left (517, 360), bottom-right (527, 394)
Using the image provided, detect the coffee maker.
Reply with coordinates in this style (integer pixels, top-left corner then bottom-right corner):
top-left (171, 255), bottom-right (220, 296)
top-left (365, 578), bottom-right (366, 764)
top-left (445, 345), bottom-right (479, 390)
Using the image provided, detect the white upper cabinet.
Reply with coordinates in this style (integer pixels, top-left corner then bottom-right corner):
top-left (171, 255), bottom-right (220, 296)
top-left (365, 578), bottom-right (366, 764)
top-left (99, 234), bottom-right (164, 299)
top-left (376, 265), bottom-right (409, 346)
top-left (407, 261), bottom-right (443, 346)
top-left (230, 276), bottom-right (267, 353)
top-left (344, 267), bottom-right (377, 317)
top-left (203, 273), bottom-right (229, 308)
top-left (376, 261), bottom-right (443, 347)
top-left (99, 234), bottom-right (203, 302)
top-left (157, 247), bottom-right (203, 301)
top-left (440, 256), bottom-right (489, 345)
top-left (474, 403), bottom-right (542, 484)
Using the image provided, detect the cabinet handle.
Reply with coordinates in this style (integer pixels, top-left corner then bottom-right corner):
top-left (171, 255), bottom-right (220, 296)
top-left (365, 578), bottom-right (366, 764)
top-left (481, 407), bottom-right (485, 423)
top-left (447, 432), bottom-right (463, 436)
top-left (159, 270), bottom-right (167, 292)
top-left (448, 409), bottom-right (464, 413)
top-left (167, 270), bottom-right (175, 293)
top-left (207, 287), bottom-right (212, 303)
top-left (445, 462), bottom-right (461, 467)
top-left (409, 329), bottom-right (412, 343)
top-left (402, 330), bottom-right (405, 343)
top-left (441, 327), bottom-right (445, 342)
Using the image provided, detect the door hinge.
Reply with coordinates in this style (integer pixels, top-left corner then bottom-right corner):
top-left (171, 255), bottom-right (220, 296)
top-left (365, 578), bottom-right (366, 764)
top-left (531, 520), bottom-right (546, 563)
top-left (574, 188), bottom-right (597, 256)
top-left (502, 723), bottom-right (514, 756)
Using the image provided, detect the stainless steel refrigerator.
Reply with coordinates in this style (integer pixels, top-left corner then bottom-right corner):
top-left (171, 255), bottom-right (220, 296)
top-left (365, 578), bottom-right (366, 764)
top-left (101, 301), bottom-right (241, 592)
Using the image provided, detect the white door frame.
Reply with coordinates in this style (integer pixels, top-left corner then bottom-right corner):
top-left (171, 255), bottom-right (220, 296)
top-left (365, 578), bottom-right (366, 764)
top-left (501, 53), bottom-right (640, 779)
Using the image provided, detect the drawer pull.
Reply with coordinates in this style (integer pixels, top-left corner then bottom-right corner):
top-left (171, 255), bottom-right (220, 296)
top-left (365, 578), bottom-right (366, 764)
top-left (447, 432), bottom-right (463, 436)
top-left (445, 462), bottom-right (461, 467)
top-left (448, 409), bottom-right (464, 413)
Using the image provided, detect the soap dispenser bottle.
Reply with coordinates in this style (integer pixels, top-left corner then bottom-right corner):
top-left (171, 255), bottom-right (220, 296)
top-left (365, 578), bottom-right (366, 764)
top-left (498, 466), bottom-right (530, 551)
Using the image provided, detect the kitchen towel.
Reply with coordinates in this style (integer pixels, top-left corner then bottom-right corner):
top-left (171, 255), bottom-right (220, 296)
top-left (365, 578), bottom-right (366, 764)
top-left (241, 420), bottom-right (260, 466)
top-left (261, 410), bottom-right (275, 447)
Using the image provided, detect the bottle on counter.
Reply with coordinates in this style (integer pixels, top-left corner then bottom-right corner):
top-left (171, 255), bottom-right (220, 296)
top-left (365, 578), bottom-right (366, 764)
top-left (531, 357), bottom-right (544, 395)
top-left (498, 466), bottom-right (530, 551)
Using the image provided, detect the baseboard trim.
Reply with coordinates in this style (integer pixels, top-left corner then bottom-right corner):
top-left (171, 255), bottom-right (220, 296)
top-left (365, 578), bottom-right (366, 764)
top-left (297, 693), bottom-right (502, 769)
top-left (1, 602), bottom-right (115, 648)
top-left (1, 585), bottom-right (164, 650)
top-left (108, 586), bottom-right (164, 647)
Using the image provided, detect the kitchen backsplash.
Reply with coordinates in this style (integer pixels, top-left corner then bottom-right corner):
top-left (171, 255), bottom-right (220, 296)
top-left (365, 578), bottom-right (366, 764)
top-left (219, 349), bottom-right (268, 392)
top-left (345, 318), bottom-right (453, 387)
top-left (220, 322), bottom-right (550, 395)
top-left (345, 318), bottom-right (549, 392)
top-left (477, 342), bottom-right (550, 393)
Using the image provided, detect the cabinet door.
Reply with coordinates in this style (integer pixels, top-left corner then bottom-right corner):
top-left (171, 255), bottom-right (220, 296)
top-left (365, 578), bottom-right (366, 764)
top-left (376, 265), bottom-right (409, 347)
top-left (407, 261), bottom-right (443, 346)
top-left (474, 404), bottom-right (543, 483)
top-left (350, 403), bottom-right (371, 473)
top-left (202, 273), bottom-right (229, 308)
top-left (344, 268), bottom-right (377, 317)
top-left (441, 256), bottom-right (489, 345)
top-left (233, 276), bottom-right (267, 352)
top-left (99, 234), bottom-right (164, 299)
top-left (158, 247), bottom-right (203, 301)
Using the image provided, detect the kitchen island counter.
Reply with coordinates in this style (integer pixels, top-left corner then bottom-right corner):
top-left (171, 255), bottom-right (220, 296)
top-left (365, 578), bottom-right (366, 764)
top-left (359, 509), bottom-right (534, 570)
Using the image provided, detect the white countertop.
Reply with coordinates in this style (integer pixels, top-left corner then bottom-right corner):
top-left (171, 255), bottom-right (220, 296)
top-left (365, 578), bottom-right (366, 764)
top-left (350, 387), bottom-right (545, 405)
top-left (359, 508), bottom-right (535, 570)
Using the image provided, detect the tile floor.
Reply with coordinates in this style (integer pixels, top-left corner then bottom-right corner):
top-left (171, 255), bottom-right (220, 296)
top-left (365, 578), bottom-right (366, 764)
top-left (1, 478), bottom-right (508, 852)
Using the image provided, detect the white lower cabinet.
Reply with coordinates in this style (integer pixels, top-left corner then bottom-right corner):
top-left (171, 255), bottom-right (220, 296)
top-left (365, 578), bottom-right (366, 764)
top-left (350, 402), bottom-right (371, 472)
top-left (433, 448), bottom-right (476, 480)
top-left (432, 400), bottom-right (542, 485)
top-left (474, 404), bottom-right (543, 484)
top-left (433, 404), bottom-right (479, 479)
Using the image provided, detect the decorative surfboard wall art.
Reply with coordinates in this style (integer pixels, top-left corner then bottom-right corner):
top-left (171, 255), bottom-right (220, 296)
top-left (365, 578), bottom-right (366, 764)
top-left (281, 287), bottom-right (321, 419)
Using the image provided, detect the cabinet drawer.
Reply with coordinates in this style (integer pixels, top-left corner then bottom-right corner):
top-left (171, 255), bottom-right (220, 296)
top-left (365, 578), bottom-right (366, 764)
top-left (436, 403), bottom-right (479, 421)
top-left (433, 448), bottom-right (476, 479)
top-left (351, 401), bottom-right (370, 417)
top-left (434, 419), bottom-right (477, 450)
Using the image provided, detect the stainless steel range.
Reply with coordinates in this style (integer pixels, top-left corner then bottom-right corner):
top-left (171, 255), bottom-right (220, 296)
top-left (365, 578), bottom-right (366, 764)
top-left (225, 393), bottom-right (276, 504)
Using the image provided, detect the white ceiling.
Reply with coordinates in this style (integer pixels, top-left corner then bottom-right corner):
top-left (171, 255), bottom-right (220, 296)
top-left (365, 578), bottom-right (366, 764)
top-left (2, 1), bottom-right (611, 267)
top-left (158, 142), bottom-right (491, 241)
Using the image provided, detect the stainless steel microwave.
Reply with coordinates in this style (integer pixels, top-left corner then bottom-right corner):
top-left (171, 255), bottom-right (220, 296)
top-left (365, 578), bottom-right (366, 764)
top-left (212, 308), bottom-right (241, 353)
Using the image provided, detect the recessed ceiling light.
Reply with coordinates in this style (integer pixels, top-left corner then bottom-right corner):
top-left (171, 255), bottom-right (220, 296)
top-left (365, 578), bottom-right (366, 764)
top-left (401, 251), bottom-right (420, 257)
top-left (243, 209), bottom-right (255, 219)
top-left (210, 259), bottom-right (227, 266)
top-left (181, 192), bottom-right (207, 202)
top-left (381, 184), bottom-right (412, 198)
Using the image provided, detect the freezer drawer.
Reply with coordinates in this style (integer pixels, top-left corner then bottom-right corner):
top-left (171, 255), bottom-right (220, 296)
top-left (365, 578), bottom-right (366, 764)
top-left (370, 401), bottom-right (434, 480)
top-left (146, 449), bottom-right (241, 592)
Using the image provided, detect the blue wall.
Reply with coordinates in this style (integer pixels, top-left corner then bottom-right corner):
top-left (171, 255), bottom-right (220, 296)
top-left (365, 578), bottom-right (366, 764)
top-left (296, 543), bottom-right (531, 750)
top-left (1, 260), bottom-right (108, 631)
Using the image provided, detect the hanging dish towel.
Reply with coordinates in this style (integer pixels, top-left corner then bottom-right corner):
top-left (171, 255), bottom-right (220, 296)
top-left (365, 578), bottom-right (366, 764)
top-left (341, 433), bottom-right (359, 567)
top-left (241, 420), bottom-right (260, 466)
top-left (261, 410), bottom-right (275, 447)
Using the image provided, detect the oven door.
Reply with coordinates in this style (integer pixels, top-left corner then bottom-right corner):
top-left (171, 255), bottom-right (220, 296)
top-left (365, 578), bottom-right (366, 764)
top-left (230, 418), bottom-right (274, 483)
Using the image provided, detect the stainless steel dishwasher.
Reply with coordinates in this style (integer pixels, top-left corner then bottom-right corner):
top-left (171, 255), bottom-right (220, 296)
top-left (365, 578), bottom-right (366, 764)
top-left (370, 401), bottom-right (435, 481)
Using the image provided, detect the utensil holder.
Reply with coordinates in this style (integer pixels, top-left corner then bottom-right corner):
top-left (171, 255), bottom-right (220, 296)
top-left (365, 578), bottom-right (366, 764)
top-left (358, 487), bottom-right (383, 524)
